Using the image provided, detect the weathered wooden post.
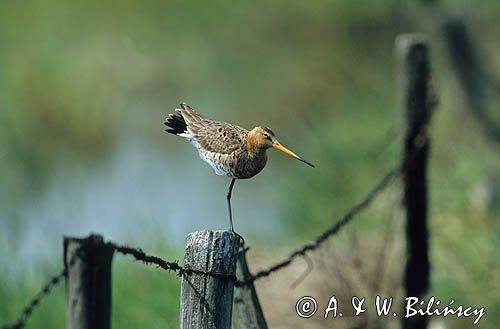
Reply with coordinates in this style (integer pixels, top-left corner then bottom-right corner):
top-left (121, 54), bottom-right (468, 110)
top-left (181, 230), bottom-right (241, 329)
top-left (64, 234), bottom-right (114, 329)
top-left (396, 33), bottom-right (434, 329)
top-left (233, 248), bottom-right (268, 329)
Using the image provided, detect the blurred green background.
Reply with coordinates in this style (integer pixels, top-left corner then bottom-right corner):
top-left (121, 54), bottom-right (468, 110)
top-left (1, 0), bottom-right (499, 328)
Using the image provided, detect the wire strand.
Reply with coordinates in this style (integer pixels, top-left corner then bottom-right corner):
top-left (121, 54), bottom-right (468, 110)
top-left (235, 167), bottom-right (399, 287)
top-left (1, 167), bottom-right (399, 328)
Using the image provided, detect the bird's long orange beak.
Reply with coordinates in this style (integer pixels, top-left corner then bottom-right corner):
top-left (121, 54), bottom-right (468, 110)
top-left (272, 140), bottom-right (315, 167)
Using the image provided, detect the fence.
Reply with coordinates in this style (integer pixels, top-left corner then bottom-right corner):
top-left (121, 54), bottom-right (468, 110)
top-left (1, 33), bottom-right (433, 329)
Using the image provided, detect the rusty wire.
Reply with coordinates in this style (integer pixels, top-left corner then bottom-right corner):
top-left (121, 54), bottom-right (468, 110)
top-left (108, 164), bottom-right (399, 289)
top-left (1, 269), bottom-right (66, 329)
top-left (0, 250), bottom-right (84, 329)
top-left (110, 242), bottom-right (237, 281)
top-left (110, 243), bottom-right (184, 274)
top-left (2, 166), bottom-right (398, 328)
top-left (235, 166), bottom-right (399, 287)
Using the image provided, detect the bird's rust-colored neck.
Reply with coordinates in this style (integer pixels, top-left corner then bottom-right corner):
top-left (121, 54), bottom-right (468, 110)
top-left (246, 131), bottom-right (265, 155)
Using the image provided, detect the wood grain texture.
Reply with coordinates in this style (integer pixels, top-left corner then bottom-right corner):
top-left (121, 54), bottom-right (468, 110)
top-left (181, 230), bottom-right (241, 329)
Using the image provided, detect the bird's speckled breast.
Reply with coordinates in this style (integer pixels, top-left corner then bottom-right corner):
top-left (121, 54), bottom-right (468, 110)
top-left (234, 151), bottom-right (267, 179)
top-left (198, 149), bottom-right (267, 179)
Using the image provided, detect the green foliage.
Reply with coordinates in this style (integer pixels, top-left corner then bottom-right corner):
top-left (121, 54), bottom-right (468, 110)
top-left (112, 258), bottom-right (180, 329)
top-left (1, 1), bottom-right (499, 329)
top-left (0, 250), bottom-right (182, 328)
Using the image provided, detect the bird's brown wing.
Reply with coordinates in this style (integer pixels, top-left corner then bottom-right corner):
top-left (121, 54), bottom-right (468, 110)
top-left (188, 121), bottom-right (248, 155)
top-left (178, 103), bottom-right (249, 154)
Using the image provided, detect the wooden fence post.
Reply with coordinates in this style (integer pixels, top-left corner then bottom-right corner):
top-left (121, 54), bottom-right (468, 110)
top-left (180, 230), bottom-right (241, 329)
top-left (396, 33), bottom-right (434, 329)
top-left (64, 234), bottom-right (114, 329)
top-left (232, 248), bottom-right (268, 329)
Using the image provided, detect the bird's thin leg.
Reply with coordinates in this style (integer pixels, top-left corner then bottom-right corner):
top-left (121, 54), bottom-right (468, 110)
top-left (226, 178), bottom-right (244, 244)
top-left (227, 178), bottom-right (236, 231)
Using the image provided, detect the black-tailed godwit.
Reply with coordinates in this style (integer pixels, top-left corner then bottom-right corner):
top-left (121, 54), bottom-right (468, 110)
top-left (164, 103), bottom-right (314, 236)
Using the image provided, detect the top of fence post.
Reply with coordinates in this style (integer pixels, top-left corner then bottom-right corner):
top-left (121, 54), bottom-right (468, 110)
top-left (64, 234), bottom-right (114, 329)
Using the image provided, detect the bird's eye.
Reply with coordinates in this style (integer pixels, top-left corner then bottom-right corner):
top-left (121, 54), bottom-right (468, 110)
top-left (263, 133), bottom-right (269, 138)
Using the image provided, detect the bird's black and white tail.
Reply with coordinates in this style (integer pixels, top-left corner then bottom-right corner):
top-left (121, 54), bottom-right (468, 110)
top-left (164, 109), bottom-right (187, 135)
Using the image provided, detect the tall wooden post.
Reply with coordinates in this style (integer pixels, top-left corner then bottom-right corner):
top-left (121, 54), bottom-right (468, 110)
top-left (64, 234), bottom-right (114, 329)
top-left (396, 33), bottom-right (433, 329)
top-left (233, 248), bottom-right (268, 329)
top-left (180, 230), bottom-right (240, 329)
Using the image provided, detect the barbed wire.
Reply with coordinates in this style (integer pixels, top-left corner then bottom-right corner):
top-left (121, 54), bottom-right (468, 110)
top-left (110, 243), bottom-right (184, 274)
top-left (103, 164), bottom-right (398, 289)
top-left (0, 249), bottom-right (84, 329)
top-left (1, 269), bottom-right (66, 329)
top-left (1, 241), bottom-right (237, 329)
top-left (235, 166), bottom-right (399, 287)
top-left (109, 242), bottom-right (237, 281)
top-left (1, 166), bottom-right (399, 328)
top-left (107, 164), bottom-right (398, 288)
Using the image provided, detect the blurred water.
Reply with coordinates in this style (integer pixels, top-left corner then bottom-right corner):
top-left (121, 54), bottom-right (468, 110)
top-left (0, 136), bottom-right (282, 280)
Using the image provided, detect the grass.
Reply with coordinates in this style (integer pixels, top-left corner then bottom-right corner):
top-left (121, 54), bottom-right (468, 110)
top-left (0, 249), bottom-right (182, 328)
top-left (1, 1), bottom-right (499, 328)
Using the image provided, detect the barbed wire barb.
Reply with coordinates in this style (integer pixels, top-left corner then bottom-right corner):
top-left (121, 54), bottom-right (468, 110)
top-left (109, 242), bottom-right (237, 281)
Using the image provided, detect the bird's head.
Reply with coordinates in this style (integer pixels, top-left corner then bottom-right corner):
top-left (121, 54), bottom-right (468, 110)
top-left (248, 126), bottom-right (314, 167)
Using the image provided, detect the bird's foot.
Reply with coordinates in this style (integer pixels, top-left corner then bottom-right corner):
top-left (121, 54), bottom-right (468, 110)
top-left (229, 228), bottom-right (245, 246)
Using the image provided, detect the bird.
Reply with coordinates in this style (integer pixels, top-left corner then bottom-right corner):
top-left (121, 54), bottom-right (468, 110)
top-left (164, 102), bottom-right (314, 238)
